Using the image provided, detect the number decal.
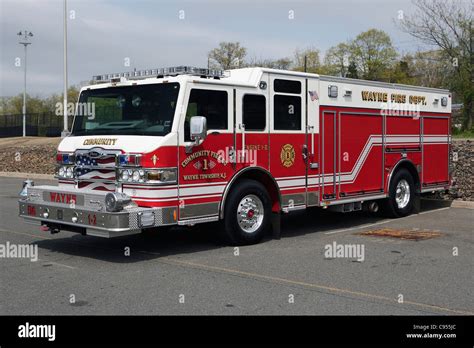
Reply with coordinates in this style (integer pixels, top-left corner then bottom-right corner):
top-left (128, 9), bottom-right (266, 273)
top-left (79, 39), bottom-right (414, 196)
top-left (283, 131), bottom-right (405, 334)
top-left (88, 214), bottom-right (97, 226)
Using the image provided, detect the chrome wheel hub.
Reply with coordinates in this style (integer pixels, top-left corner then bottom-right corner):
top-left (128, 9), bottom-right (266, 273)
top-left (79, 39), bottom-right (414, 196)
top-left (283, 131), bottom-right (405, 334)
top-left (395, 179), bottom-right (410, 209)
top-left (237, 194), bottom-right (264, 233)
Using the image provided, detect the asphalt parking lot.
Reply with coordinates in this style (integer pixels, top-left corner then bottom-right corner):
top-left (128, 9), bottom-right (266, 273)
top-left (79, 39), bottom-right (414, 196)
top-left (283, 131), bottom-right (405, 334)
top-left (0, 176), bottom-right (472, 315)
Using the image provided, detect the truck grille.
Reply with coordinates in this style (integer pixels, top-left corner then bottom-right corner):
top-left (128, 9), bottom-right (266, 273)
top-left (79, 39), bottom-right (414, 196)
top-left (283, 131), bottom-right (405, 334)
top-left (74, 150), bottom-right (118, 191)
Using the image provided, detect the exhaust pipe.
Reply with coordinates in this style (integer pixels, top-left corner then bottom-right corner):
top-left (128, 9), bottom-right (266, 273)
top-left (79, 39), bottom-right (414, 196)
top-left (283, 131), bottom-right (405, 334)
top-left (367, 201), bottom-right (379, 213)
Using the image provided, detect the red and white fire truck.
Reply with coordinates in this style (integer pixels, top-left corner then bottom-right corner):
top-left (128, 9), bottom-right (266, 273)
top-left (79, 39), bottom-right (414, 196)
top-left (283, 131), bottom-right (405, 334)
top-left (19, 66), bottom-right (452, 245)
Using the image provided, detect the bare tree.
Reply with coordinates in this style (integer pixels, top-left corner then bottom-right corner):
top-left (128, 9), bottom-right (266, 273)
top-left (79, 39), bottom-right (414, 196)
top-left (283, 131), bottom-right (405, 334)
top-left (403, 50), bottom-right (453, 87)
top-left (399, 0), bottom-right (473, 129)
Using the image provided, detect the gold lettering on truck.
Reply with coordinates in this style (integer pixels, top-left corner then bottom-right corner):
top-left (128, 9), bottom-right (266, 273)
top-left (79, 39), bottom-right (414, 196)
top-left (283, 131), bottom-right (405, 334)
top-left (361, 91), bottom-right (388, 102)
top-left (361, 90), bottom-right (427, 106)
top-left (83, 138), bottom-right (118, 146)
top-left (181, 150), bottom-right (227, 167)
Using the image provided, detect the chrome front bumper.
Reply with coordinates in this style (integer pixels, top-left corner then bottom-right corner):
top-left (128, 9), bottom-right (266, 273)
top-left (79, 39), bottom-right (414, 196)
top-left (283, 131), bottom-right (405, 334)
top-left (18, 185), bottom-right (177, 237)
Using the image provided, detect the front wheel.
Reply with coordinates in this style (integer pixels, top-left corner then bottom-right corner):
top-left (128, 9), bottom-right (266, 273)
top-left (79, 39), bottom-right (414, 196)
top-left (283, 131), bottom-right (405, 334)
top-left (385, 168), bottom-right (415, 218)
top-left (221, 179), bottom-right (271, 245)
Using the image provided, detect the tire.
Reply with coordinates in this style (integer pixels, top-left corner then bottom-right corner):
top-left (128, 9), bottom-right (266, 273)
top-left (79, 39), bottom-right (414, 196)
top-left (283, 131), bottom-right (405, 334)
top-left (221, 179), bottom-right (271, 245)
top-left (385, 168), bottom-right (415, 218)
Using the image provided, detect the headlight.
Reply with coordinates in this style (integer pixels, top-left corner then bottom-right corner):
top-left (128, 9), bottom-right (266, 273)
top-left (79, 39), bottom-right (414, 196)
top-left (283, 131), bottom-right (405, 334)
top-left (118, 169), bottom-right (145, 183)
top-left (66, 166), bottom-right (74, 178)
top-left (117, 168), bottom-right (176, 184)
top-left (57, 165), bottom-right (74, 179)
top-left (132, 170), bottom-right (141, 182)
top-left (121, 170), bottom-right (130, 182)
top-left (105, 192), bottom-right (131, 212)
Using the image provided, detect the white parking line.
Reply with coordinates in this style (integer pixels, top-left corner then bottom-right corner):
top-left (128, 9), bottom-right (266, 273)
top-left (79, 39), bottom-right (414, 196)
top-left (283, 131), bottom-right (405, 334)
top-left (324, 219), bottom-right (392, 235)
top-left (324, 207), bottom-right (451, 235)
top-left (419, 207), bottom-right (450, 215)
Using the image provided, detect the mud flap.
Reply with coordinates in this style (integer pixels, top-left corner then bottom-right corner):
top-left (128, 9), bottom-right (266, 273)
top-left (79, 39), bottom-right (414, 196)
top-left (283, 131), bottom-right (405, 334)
top-left (271, 212), bottom-right (281, 239)
top-left (413, 194), bottom-right (421, 214)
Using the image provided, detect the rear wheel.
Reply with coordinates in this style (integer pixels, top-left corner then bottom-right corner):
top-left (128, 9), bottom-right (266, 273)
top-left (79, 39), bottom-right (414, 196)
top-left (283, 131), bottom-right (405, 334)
top-left (385, 168), bottom-right (415, 218)
top-left (222, 179), bottom-right (271, 245)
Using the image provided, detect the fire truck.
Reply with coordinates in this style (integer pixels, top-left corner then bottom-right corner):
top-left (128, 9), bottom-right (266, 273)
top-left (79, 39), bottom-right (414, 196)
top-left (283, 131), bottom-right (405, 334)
top-left (18, 66), bottom-right (452, 245)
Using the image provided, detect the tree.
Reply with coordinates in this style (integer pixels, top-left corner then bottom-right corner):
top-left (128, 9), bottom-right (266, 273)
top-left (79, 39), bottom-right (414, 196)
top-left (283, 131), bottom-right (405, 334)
top-left (0, 86), bottom-right (80, 116)
top-left (208, 42), bottom-right (247, 70)
top-left (293, 47), bottom-right (321, 73)
top-left (247, 57), bottom-right (292, 70)
top-left (350, 29), bottom-right (398, 80)
top-left (388, 59), bottom-right (415, 85)
top-left (0, 94), bottom-right (47, 115)
top-left (43, 86), bottom-right (80, 113)
top-left (324, 42), bottom-right (351, 76)
top-left (398, 0), bottom-right (473, 130)
top-left (346, 61), bottom-right (359, 79)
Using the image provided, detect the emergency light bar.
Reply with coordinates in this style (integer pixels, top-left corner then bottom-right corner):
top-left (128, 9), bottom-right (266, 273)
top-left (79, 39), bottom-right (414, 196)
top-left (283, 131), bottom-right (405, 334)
top-left (92, 66), bottom-right (224, 82)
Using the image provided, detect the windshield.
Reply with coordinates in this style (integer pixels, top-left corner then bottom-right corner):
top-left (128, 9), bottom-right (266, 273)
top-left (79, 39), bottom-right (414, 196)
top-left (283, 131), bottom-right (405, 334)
top-left (72, 83), bottom-right (180, 136)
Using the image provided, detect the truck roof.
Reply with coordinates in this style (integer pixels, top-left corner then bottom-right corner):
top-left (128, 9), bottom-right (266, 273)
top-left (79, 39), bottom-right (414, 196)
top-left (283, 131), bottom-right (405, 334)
top-left (84, 67), bottom-right (450, 94)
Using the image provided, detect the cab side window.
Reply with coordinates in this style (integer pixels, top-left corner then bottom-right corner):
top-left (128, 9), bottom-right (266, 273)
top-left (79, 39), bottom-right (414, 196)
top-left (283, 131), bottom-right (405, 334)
top-left (274, 95), bottom-right (301, 130)
top-left (185, 89), bottom-right (228, 141)
top-left (273, 79), bottom-right (302, 131)
top-left (243, 94), bottom-right (266, 131)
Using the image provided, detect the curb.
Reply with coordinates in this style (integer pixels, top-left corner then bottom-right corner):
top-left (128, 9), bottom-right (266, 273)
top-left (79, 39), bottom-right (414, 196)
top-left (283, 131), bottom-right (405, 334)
top-left (451, 200), bottom-right (474, 209)
top-left (0, 172), bottom-right (54, 180)
top-left (421, 197), bottom-right (474, 209)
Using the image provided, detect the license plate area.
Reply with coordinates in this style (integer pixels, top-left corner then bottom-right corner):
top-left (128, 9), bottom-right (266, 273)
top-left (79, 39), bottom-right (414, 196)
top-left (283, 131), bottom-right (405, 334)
top-left (43, 191), bottom-right (85, 206)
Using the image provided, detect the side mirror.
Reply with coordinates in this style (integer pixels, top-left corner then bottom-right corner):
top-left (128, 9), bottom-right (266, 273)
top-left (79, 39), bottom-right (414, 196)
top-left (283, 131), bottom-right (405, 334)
top-left (190, 116), bottom-right (207, 145)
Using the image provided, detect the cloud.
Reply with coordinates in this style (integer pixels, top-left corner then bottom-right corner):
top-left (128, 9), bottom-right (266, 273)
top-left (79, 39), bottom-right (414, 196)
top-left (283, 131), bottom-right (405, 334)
top-left (0, 0), bottom-right (416, 97)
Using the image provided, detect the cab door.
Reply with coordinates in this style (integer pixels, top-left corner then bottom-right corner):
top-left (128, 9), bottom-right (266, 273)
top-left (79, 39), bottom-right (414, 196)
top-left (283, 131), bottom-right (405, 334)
top-left (235, 75), bottom-right (270, 172)
top-left (269, 75), bottom-right (307, 210)
top-left (178, 84), bottom-right (235, 220)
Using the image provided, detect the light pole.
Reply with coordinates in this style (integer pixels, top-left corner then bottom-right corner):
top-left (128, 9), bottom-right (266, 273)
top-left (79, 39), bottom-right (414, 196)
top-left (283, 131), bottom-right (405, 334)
top-left (62, 0), bottom-right (69, 137)
top-left (17, 30), bottom-right (33, 137)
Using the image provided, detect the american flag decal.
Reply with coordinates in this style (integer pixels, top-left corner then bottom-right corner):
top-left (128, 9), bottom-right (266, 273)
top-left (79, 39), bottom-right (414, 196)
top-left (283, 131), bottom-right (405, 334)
top-left (75, 154), bottom-right (116, 191)
top-left (309, 90), bottom-right (319, 101)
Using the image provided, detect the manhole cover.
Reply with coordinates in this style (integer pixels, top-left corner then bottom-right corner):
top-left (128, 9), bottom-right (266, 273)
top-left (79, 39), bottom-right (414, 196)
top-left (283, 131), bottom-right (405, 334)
top-left (356, 228), bottom-right (442, 241)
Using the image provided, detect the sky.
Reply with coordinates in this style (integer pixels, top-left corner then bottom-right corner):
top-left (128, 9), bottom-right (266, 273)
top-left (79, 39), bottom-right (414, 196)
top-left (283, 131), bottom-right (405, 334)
top-left (0, 0), bottom-right (428, 97)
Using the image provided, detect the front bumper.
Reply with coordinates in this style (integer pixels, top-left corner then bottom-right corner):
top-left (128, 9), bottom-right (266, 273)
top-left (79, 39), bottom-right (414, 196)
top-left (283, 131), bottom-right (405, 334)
top-left (18, 185), bottom-right (177, 237)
